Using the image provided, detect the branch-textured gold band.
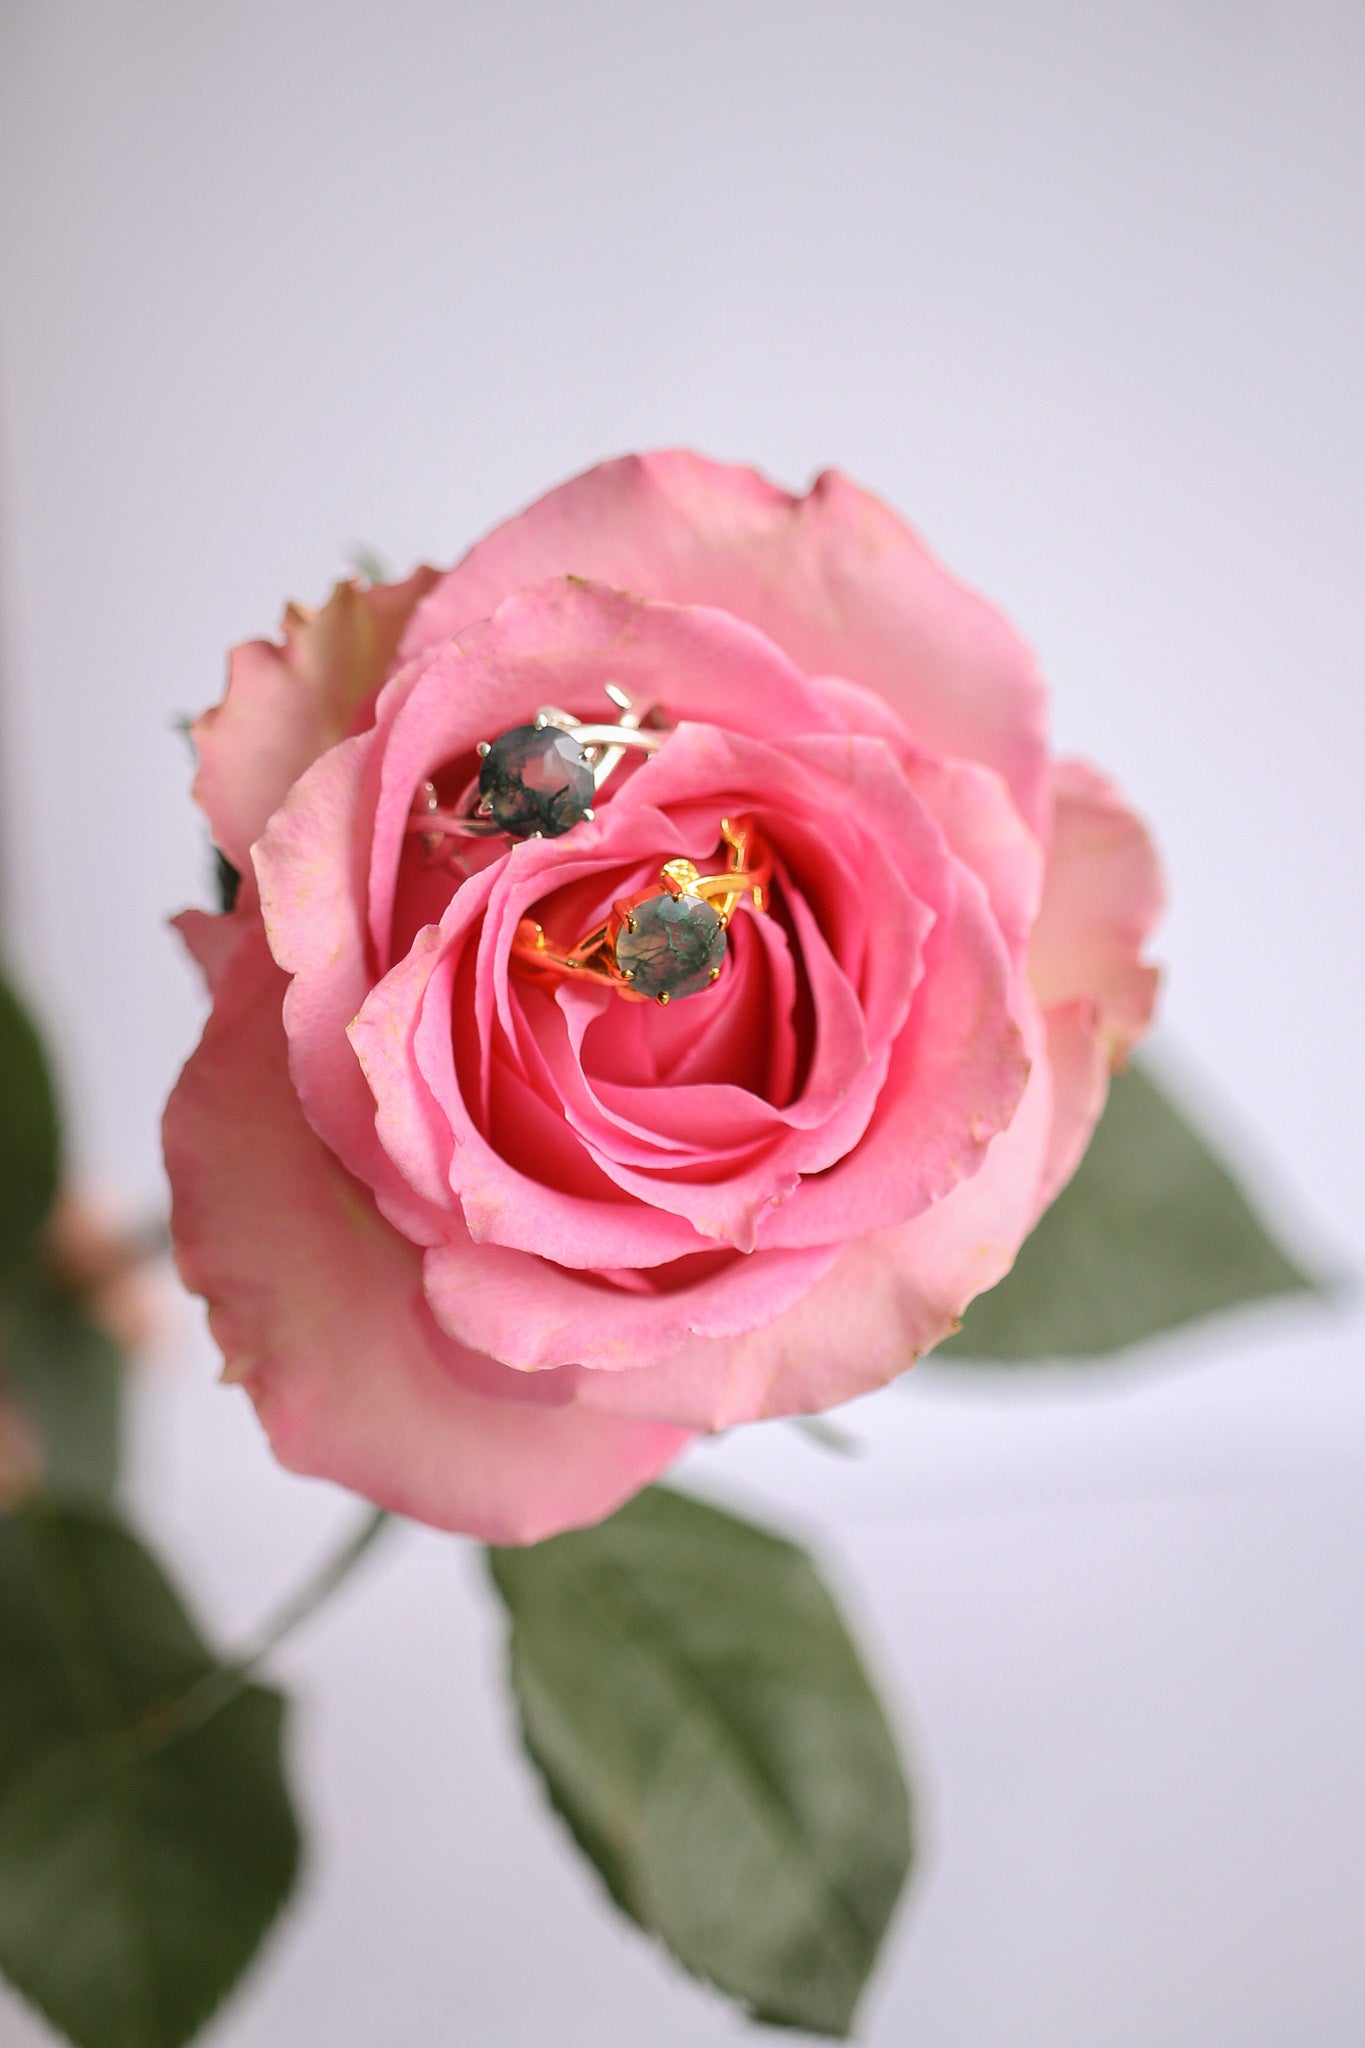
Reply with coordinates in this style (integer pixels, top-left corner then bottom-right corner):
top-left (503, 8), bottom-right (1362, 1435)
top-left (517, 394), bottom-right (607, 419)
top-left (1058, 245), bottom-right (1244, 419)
top-left (510, 816), bottom-right (772, 1006)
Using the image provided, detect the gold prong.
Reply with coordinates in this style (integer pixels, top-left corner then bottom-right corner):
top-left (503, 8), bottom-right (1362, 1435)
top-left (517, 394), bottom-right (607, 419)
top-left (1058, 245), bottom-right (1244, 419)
top-left (660, 857), bottom-right (702, 896)
top-left (656, 991), bottom-right (671, 1006)
top-left (709, 967), bottom-right (721, 981)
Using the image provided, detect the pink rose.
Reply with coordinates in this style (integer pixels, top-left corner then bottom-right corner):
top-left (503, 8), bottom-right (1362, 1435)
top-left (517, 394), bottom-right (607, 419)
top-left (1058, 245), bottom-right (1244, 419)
top-left (165, 454), bottom-right (1161, 1542)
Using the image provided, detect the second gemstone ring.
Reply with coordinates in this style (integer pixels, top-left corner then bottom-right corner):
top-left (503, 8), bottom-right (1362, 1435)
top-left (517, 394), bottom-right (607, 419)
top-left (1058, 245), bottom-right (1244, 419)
top-left (510, 816), bottom-right (773, 1006)
top-left (409, 683), bottom-right (665, 847)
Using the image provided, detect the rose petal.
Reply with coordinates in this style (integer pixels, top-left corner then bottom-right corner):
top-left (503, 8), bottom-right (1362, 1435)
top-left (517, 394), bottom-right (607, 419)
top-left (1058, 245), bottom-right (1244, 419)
top-left (1034, 997), bottom-right (1111, 1210)
top-left (401, 452), bottom-right (1050, 837)
top-left (752, 858), bottom-right (1029, 1249)
top-left (163, 924), bottom-right (690, 1541)
top-left (194, 567), bottom-right (438, 873)
top-left (802, 671), bottom-right (1045, 971)
top-left (172, 906), bottom-right (255, 994)
top-left (420, 1226), bottom-right (843, 1375)
top-left (1029, 759), bottom-right (1164, 1055)
top-left (1026, 759), bottom-right (1164, 1203)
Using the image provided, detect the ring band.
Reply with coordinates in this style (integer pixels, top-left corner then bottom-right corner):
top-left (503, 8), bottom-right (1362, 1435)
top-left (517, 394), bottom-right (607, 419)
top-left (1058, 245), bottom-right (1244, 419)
top-left (511, 817), bottom-right (772, 1006)
top-left (408, 684), bottom-right (665, 847)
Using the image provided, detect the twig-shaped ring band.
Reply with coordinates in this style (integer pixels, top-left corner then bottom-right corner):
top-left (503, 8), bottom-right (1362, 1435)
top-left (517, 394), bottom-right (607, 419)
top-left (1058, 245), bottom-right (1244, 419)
top-left (510, 817), bottom-right (772, 1006)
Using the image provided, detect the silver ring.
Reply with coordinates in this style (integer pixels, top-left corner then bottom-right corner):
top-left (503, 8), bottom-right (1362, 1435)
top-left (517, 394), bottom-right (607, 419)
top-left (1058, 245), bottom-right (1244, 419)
top-left (407, 684), bottom-right (665, 848)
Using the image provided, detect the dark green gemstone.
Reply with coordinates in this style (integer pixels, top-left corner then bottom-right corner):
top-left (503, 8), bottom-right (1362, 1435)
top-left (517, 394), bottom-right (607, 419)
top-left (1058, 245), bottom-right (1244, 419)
top-left (614, 892), bottom-right (727, 1002)
top-left (479, 723), bottom-right (595, 838)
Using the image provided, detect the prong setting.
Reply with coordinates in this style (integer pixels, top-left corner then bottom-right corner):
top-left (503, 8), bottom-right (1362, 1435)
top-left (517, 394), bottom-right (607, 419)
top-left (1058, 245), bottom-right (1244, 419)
top-left (406, 686), bottom-right (668, 845)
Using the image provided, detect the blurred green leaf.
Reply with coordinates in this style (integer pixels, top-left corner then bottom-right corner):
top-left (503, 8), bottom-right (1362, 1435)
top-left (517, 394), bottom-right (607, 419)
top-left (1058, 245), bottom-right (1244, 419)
top-left (939, 1059), bottom-right (1324, 1364)
top-left (212, 850), bottom-right (241, 915)
top-left (346, 544), bottom-right (389, 586)
top-left (0, 974), bottom-right (60, 1275)
top-left (489, 1485), bottom-right (911, 2039)
top-left (2, 1287), bottom-right (121, 1508)
top-left (0, 1504), bottom-right (300, 2048)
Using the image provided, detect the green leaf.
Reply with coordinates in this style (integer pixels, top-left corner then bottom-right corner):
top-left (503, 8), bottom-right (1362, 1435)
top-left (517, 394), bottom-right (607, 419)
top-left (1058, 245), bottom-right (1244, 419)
top-left (2, 1287), bottom-right (122, 1508)
top-left (0, 974), bottom-right (60, 1275)
top-left (938, 1059), bottom-right (1324, 1364)
top-left (488, 1485), bottom-right (911, 2038)
top-left (0, 1504), bottom-right (300, 2048)
top-left (212, 851), bottom-right (241, 915)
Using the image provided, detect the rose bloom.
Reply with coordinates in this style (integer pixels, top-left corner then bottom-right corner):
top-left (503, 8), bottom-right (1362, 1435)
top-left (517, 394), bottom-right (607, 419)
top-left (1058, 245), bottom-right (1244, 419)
top-left (165, 454), bottom-right (1161, 1542)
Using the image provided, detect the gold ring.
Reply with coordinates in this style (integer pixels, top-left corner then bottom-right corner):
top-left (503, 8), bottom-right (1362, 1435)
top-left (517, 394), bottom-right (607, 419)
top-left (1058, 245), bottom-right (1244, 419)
top-left (510, 817), bottom-right (772, 1006)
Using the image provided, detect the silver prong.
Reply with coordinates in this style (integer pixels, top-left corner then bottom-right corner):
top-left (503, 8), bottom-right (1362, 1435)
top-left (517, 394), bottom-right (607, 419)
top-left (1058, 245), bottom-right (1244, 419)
top-left (604, 681), bottom-right (631, 712)
top-left (476, 740), bottom-right (490, 757)
top-left (476, 797), bottom-right (494, 817)
top-left (582, 806), bottom-right (595, 822)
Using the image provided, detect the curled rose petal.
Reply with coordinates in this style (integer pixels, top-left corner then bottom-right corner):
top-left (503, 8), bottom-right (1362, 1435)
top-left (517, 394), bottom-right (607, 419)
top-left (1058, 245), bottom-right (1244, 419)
top-left (1028, 760), bottom-right (1164, 1204)
top-left (1029, 759), bottom-right (1164, 1055)
top-left (194, 567), bottom-right (439, 880)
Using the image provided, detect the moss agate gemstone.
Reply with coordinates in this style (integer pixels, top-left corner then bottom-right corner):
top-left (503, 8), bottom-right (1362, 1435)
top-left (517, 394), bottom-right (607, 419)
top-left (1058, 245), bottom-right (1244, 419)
top-left (478, 723), bottom-right (595, 838)
top-left (614, 892), bottom-right (727, 1001)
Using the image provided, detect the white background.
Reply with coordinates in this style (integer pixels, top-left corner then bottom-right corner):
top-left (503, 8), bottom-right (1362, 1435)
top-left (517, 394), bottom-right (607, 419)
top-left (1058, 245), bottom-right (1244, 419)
top-left (1, 2), bottom-right (1362, 2042)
